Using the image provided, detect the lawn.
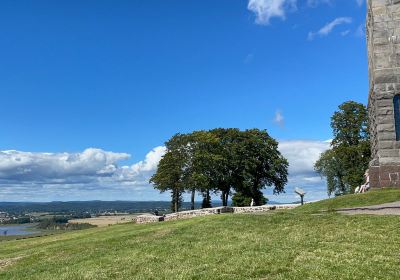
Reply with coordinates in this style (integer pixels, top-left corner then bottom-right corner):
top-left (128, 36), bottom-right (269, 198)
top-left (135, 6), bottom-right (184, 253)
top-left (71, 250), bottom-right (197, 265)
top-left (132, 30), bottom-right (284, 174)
top-left (295, 188), bottom-right (400, 213)
top-left (1, 190), bottom-right (400, 279)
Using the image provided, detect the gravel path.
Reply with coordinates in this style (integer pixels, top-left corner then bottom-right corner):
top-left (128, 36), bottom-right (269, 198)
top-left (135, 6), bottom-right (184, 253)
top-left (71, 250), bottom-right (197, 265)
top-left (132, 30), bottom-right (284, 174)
top-left (337, 201), bottom-right (400, 215)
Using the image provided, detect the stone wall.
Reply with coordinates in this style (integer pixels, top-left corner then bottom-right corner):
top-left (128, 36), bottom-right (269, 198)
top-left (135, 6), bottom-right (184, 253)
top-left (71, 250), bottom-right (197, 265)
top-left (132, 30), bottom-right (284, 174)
top-left (135, 215), bottom-right (164, 224)
top-left (368, 0), bottom-right (400, 187)
top-left (135, 204), bottom-right (299, 224)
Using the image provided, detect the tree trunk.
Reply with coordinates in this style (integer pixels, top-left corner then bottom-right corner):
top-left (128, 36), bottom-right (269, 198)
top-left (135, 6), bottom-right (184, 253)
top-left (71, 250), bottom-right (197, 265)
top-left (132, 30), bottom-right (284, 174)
top-left (221, 191), bottom-right (226, 206)
top-left (191, 188), bottom-right (195, 210)
top-left (174, 192), bottom-right (178, 213)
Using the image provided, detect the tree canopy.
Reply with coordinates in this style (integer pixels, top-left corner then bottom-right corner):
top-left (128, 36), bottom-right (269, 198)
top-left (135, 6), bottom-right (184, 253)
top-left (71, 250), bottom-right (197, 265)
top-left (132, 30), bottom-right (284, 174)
top-left (315, 101), bottom-right (371, 196)
top-left (150, 128), bottom-right (289, 211)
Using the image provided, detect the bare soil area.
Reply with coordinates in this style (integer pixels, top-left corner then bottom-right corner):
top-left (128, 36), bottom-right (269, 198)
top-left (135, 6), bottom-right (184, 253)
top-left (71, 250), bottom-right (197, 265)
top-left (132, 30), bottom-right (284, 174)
top-left (69, 215), bottom-right (140, 227)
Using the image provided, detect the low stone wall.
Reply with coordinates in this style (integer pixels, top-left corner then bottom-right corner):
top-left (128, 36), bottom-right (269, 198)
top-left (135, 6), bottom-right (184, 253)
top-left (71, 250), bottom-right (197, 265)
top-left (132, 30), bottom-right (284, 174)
top-left (135, 215), bottom-right (164, 224)
top-left (164, 207), bottom-right (233, 222)
top-left (135, 204), bottom-right (299, 224)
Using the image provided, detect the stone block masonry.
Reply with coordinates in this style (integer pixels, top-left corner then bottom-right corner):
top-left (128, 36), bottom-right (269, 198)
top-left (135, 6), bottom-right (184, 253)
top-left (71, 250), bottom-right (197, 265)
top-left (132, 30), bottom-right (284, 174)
top-left (134, 204), bottom-right (299, 224)
top-left (368, 0), bottom-right (400, 187)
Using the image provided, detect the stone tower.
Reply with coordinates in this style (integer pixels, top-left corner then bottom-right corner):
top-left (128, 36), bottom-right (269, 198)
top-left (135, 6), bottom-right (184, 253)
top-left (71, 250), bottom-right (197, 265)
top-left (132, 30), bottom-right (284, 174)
top-left (368, 0), bottom-right (400, 188)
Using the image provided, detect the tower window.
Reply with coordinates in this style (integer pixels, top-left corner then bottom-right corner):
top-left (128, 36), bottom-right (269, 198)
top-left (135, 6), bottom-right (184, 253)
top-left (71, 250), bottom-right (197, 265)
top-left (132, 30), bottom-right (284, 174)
top-left (394, 95), bottom-right (400, 141)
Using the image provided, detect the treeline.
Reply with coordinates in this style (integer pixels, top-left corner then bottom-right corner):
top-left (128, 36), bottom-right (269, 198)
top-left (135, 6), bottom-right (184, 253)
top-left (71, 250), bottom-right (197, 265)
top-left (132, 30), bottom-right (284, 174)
top-left (38, 216), bottom-right (95, 230)
top-left (1, 216), bottom-right (31, 224)
top-left (150, 128), bottom-right (289, 212)
top-left (0, 201), bottom-right (178, 215)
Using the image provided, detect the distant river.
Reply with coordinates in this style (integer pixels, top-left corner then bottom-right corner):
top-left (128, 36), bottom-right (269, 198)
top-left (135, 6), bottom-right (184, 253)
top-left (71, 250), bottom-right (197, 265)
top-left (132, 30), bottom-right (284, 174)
top-left (0, 224), bottom-right (39, 236)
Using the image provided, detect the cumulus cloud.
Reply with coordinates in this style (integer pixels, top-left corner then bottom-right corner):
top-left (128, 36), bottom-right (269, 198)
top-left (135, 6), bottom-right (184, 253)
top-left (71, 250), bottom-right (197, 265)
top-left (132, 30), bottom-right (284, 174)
top-left (0, 149), bottom-right (130, 182)
top-left (263, 140), bottom-right (330, 203)
top-left (308, 17), bottom-right (352, 40)
top-left (273, 110), bottom-right (285, 127)
top-left (247, 0), bottom-right (297, 25)
top-left (115, 146), bottom-right (166, 182)
top-left (0, 141), bottom-right (330, 203)
top-left (279, 140), bottom-right (329, 178)
top-left (0, 147), bottom-right (167, 202)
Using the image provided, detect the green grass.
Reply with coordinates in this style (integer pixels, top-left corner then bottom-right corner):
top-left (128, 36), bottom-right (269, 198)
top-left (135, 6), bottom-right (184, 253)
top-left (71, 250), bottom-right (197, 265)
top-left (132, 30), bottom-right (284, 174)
top-left (1, 190), bottom-right (400, 279)
top-left (294, 188), bottom-right (400, 214)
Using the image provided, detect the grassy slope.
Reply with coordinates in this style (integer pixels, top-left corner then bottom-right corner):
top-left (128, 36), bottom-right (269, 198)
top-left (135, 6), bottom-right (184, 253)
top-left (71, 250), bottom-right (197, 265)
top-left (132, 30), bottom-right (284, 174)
top-left (1, 190), bottom-right (400, 280)
top-left (295, 188), bottom-right (400, 213)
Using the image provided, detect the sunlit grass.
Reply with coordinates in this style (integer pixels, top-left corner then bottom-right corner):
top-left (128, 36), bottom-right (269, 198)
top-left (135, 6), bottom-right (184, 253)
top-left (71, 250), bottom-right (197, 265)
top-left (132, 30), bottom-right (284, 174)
top-left (1, 192), bottom-right (400, 280)
top-left (294, 188), bottom-right (400, 214)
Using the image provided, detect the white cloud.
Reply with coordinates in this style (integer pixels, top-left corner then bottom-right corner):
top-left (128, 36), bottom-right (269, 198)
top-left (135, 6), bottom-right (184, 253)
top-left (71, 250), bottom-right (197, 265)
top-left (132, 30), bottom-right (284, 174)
top-left (0, 141), bottom-right (330, 203)
top-left (279, 140), bottom-right (329, 177)
top-left (247, 0), bottom-right (297, 25)
top-left (130, 146), bottom-right (166, 174)
top-left (355, 23), bottom-right (365, 38)
top-left (308, 17), bottom-right (352, 40)
top-left (0, 147), bottom-right (167, 202)
top-left (264, 140), bottom-right (331, 203)
top-left (0, 148), bottom-right (130, 181)
top-left (355, 0), bottom-right (363, 6)
top-left (340, 30), bottom-right (350, 36)
top-left (273, 110), bottom-right (285, 127)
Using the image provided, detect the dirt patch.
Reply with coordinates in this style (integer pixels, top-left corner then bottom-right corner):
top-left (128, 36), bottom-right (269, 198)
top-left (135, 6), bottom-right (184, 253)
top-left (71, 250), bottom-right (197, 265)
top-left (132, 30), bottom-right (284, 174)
top-left (0, 256), bottom-right (23, 270)
top-left (69, 215), bottom-right (140, 227)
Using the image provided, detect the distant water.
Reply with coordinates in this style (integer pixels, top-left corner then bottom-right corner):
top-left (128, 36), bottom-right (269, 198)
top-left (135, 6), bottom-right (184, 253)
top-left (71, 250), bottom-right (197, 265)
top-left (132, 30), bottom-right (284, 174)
top-left (0, 224), bottom-right (39, 236)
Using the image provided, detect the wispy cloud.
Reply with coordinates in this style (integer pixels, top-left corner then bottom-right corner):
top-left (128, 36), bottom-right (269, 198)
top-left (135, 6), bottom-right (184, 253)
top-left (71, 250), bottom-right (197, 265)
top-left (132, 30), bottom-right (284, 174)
top-left (247, 0), bottom-right (297, 25)
top-left (355, 23), bottom-right (365, 38)
top-left (307, 0), bottom-right (332, 8)
top-left (308, 0), bottom-right (362, 7)
top-left (273, 110), bottom-right (285, 127)
top-left (308, 17), bottom-right (352, 40)
top-left (340, 30), bottom-right (350, 36)
top-left (244, 53), bottom-right (254, 64)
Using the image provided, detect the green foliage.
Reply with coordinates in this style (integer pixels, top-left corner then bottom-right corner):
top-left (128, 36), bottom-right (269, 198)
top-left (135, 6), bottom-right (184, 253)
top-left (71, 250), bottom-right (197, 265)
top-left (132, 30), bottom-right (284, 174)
top-left (150, 133), bottom-right (189, 212)
top-left (315, 101), bottom-right (371, 196)
top-left (2, 217), bottom-right (31, 224)
top-left (237, 129), bottom-right (288, 204)
top-left (151, 128), bottom-right (289, 210)
top-left (37, 216), bottom-right (96, 230)
top-left (231, 191), bottom-right (267, 207)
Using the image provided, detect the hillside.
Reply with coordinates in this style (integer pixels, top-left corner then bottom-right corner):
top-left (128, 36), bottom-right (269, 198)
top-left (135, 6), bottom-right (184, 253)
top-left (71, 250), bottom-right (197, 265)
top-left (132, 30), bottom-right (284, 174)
top-left (295, 188), bottom-right (400, 213)
top-left (1, 190), bottom-right (400, 279)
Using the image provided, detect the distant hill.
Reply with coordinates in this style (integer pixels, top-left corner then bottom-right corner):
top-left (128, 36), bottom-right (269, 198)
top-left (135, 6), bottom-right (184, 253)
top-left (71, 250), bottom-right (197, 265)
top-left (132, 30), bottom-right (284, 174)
top-left (0, 200), bottom-right (288, 215)
top-left (0, 201), bottom-right (222, 215)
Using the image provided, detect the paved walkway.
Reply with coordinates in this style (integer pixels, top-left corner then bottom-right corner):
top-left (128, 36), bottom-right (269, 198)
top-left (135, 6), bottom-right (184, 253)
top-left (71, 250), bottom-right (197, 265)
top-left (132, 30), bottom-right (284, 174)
top-left (337, 201), bottom-right (400, 215)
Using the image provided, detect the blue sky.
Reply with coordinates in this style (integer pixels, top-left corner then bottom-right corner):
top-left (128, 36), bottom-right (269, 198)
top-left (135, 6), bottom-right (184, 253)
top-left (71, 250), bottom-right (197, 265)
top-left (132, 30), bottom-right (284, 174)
top-left (0, 0), bottom-right (368, 202)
